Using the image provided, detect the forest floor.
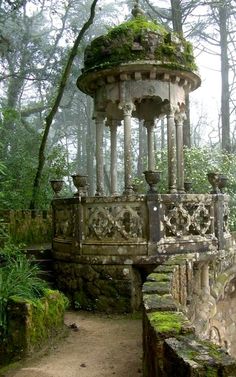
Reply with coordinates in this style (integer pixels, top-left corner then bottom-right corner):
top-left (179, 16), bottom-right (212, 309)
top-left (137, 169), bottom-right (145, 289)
top-left (2, 311), bottom-right (143, 377)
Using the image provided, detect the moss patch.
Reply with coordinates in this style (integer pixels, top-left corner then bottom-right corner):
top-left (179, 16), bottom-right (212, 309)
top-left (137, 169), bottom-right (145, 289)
top-left (147, 272), bottom-right (172, 282)
top-left (27, 289), bottom-right (68, 348)
top-left (168, 334), bottom-right (235, 366)
top-left (82, 15), bottom-right (197, 73)
top-left (0, 289), bottom-right (68, 366)
top-left (148, 311), bottom-right (191, 334)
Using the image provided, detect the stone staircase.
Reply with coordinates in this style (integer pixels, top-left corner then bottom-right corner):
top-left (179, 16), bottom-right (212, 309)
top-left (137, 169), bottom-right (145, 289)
top-left (26, 244), bottom-right (55, 287)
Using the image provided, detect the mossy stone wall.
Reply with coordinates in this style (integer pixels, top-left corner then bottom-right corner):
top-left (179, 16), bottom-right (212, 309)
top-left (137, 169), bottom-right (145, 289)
top-left (0, 289), bottom-right (68, 366)
top-left (54, 261), bottom-right (142, 313)
top-left (142, 256), bottom-right (236, 377)
top-left (0, 210), bottom-right (52, 246)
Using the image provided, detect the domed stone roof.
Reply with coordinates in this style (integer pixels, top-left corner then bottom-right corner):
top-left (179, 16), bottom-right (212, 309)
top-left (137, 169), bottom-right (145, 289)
top-left (82, 14), bottom-right (197, 75)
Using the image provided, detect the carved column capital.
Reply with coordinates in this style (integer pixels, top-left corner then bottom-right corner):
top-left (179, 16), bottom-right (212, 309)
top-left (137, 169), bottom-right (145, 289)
top-left (106, 119), bottom-right (121, 129)
top-left (164, 103), bottom-right (179, 117)
top-left (93, 110), bottom-right (106, 122)
top-left (175, 111), bottom-right (187, 126)
top-left (119, 102), bottom-right (136, 117)
top-left (144, 119), bottom-right (155, 129)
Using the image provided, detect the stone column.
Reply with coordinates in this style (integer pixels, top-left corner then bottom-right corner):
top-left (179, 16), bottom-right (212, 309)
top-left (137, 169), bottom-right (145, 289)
top-left (201, 262), bottom-right (210, 294)
top-left (167, 107), bottom-right (177, 193)
top-left (107, 119), bottom-right (119, 196)
top-left (144, 120), bottom-right (155, 171)
top-left (193, 263), bottom-right (201, 295)
top-left (95, 111), bottom-right (105, 196)
top-left (119, 102), bottom-right (135, 195)
top-left (175, 111), bottom-right (186, 193)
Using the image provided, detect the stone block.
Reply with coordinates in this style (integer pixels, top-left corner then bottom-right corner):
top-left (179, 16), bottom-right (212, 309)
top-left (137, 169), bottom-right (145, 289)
top-left (143, 293), bottom-right (177, 312)
top-left (164, 335), bottom-right (236, 377)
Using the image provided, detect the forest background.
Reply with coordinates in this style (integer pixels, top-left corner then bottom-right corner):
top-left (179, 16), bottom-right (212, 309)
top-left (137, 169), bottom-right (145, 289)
top-left (0, 0), bottom-right (236, 226)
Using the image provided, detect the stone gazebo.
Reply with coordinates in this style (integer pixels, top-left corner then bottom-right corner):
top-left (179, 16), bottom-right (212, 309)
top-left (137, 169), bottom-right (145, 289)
top-left (77, 5), bottom-right (200, 196)
top-left (52, 5), bottom-right (231, 312)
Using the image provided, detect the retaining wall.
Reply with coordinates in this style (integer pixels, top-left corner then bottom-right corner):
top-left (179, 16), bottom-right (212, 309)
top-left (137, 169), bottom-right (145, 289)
top-left (142, 255), bottom-right (236, 377)
top-left (0, 289), bottom-right (67, 366)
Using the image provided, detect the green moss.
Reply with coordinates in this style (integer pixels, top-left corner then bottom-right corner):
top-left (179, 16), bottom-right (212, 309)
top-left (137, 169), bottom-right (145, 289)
top-left (175, 335), bottom-right (230, 366)
top-left (0, 290), bottom-right (68, 366)
top-left (82, 15), bottom-right (198, 73)
top-left (107, 15), bottom-right (167, 37)
top-left (148, 311), bottom-right (189, 334)
top-left (12, 290), bottom-right (68, 348)
top-left (216, 272), bottom-right (228, 285)
top-left (205, 368), bottom-right (218, 377)
top-left (147, 272), bottom-right (172, 282)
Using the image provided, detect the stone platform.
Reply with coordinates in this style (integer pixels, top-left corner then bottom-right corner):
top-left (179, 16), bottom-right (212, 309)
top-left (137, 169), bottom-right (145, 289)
top-left (52, 193), bottom-right (231, 312)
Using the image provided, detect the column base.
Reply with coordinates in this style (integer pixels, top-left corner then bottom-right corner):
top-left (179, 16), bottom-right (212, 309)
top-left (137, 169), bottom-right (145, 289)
top-left (95, 188), bottom-right (104, 196)
top-left (123, 186), bottom-right (134, 195)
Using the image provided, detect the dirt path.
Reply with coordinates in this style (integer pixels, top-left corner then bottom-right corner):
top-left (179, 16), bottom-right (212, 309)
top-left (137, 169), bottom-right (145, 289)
top-left (3, 311), bottom-right (142, 377)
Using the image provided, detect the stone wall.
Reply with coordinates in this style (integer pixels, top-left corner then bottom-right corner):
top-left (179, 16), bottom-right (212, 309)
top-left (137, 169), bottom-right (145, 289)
top-left (54, 261), bottom-right (142, 312)
top-left (0, 210), bottom-right (52, 245)
top-left (0, 289), bottom-right (67, 366)
top-left (142, 255), bottom-right (236, 377)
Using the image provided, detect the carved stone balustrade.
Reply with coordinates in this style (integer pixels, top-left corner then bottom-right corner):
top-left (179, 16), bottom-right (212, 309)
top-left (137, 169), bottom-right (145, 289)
top-left (52, 193), bottom-right (231, 264)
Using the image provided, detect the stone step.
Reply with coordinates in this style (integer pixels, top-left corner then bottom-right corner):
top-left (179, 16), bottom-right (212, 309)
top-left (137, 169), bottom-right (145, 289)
top-left (25, 244), bottom-right (55, 287)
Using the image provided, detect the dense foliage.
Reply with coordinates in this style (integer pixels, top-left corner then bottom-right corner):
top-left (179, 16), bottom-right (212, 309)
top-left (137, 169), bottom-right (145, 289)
top-left (0, 241), bottom-right (48, 334)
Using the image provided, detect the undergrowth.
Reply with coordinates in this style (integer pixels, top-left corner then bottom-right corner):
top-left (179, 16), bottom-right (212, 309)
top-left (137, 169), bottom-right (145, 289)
top-left (0, 240), bottom-right (48, 335)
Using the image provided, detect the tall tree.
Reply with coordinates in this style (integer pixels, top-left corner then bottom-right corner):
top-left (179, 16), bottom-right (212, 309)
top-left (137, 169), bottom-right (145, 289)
top-left (29, 0), bottom-right (99, 209)
top-left (196, 0), bottom-right (235, 152)
top-left (141, 0), bottom-right (200, 147)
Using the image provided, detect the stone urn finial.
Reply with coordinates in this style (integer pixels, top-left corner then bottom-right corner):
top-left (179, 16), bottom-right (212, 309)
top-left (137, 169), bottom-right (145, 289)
top-left (50, 179), bottom-right (64, 198)
top-left (218, 174), bottom-right (228, 193)
top-left (207, 172), bottom-right (220, 194)
top-left (71, 173), bottom-right (88, 197)
top-left (143, 171), bottom-right (161, 194)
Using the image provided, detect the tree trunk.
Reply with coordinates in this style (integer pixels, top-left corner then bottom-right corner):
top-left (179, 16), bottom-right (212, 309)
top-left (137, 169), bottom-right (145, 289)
top-left (29, 0), bottom-right (99, 209)
top-left (170, 0), bottom-right (183, 34)
top-left (219, 3), bottom-right (230, 152)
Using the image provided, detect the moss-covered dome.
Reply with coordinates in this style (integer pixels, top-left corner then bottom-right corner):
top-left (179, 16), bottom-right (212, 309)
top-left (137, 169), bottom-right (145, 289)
top-left (82, 15), bottom-right (198, 74)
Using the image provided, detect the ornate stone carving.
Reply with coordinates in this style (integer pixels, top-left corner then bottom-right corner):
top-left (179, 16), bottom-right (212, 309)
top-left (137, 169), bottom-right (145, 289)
top-left (85, 205), bottom-right (144, 241)
top-left (163, 202), bottom-right (213, 238)
top-left (164, 203), bottom-right (191, 237)
top-left (174, 110), bottom-right (187, 126)
top-left (54, 208), bottom-right (74, 238)
top-left (118, 101), bottom-right (136, 116)
top-left (209, 326), bottom-right (221, 346)
top-left (191, 204), bottom-right (212, 236)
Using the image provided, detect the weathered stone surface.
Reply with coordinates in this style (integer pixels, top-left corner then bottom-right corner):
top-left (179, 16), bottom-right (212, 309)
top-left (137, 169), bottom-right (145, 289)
top-left (143, 293), bottom-right (177, 312)
top-left (142, 281), bottom-right (171, 295)
top-left (0, 290), bottom-right (67, 366)
top-left (54, 262), bottom-right (141, 312)
top-left (147, 272), bottom-right (173, 282)
top-left (164, 336), bottom-right (236, 377)
top-left (142, 253), bottom-right (236, 377)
